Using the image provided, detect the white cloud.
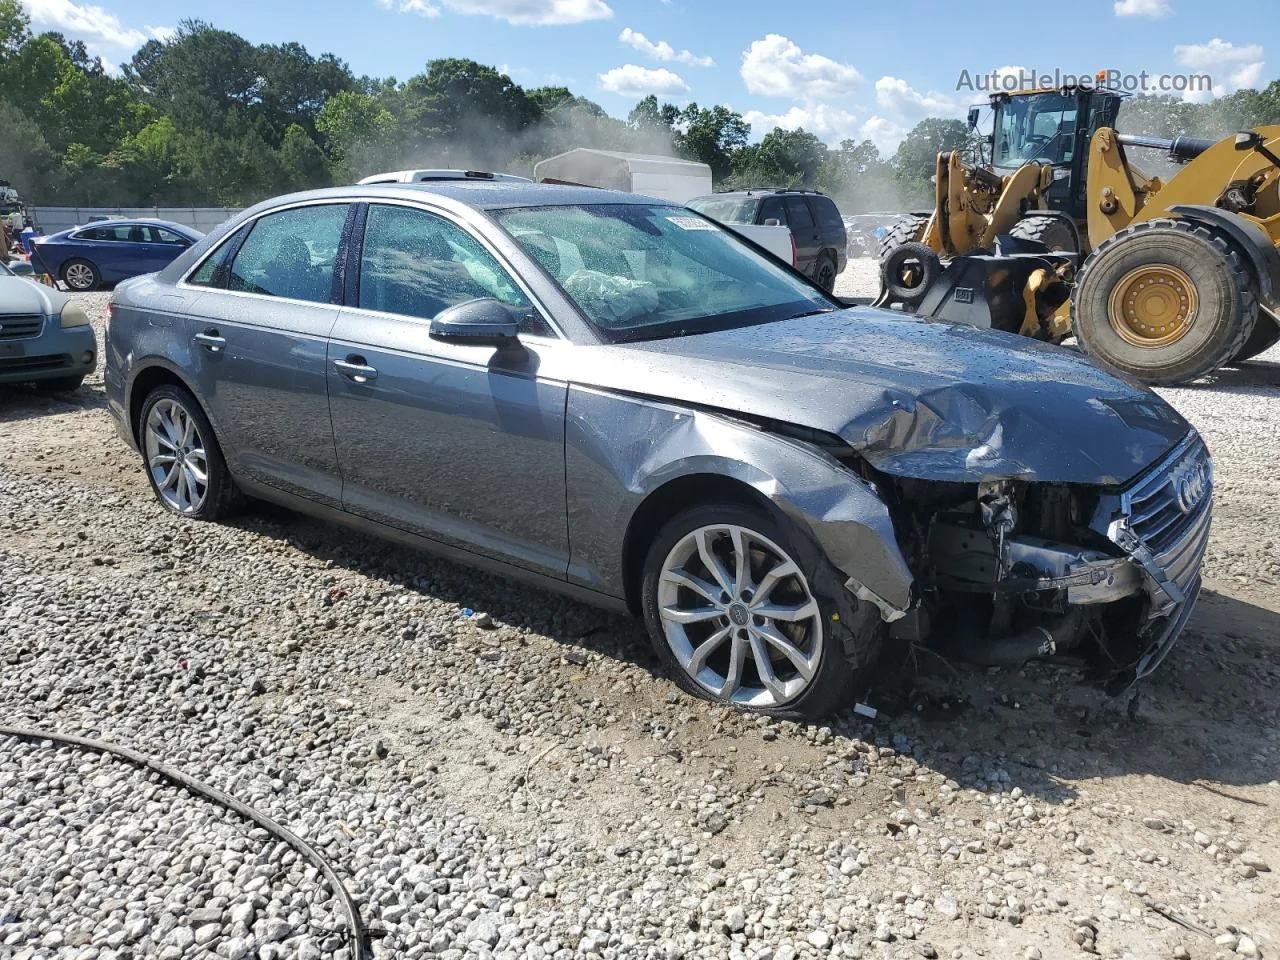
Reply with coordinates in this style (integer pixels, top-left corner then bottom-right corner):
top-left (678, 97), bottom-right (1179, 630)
top-left (380, 0), bottom-right (612, 24)
top-left (742, 104), bottom-right (860, 143)
top-left (859, 116), bottom-right (911, 154)
top-left (740, 34), bottom-right (862, 101)
top-left (618, 28), bottom-right (713, 67)
top-left (1174, 38), bottom-right (1266, 97)
top-left (146, 25), bottom-right (177, 42)
top-left (1115, 0), bottom-right (1172, 18)
top-left (874, 76), bottom-right (960, 121)
top-left (1174, 38), bottom-right (1264, 70)
top-left (598, 64), bottom-right (689, 97)
top-left (24, 0), bottom-right (148, 49)
top-left (379, 0), bottom-right (441, 15)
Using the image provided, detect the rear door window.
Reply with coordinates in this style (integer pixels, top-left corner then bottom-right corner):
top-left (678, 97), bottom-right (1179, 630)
top-left (785, 198), bottom-right (815, 231)
top-left (188, 225), bottom-right (251, 288)
top-left (758, 197), bottom-right (786, 225)
top-left (227, 204), bottom-right (348, 303)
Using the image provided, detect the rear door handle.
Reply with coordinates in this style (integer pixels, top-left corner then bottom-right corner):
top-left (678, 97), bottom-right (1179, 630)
top-left (333, 356), bottom-right (378, 384)
top-left (193, 330), bottom-right (225, 353)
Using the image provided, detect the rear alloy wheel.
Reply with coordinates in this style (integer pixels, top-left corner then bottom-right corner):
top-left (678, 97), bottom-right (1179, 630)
top-left (1072, 219), bottom-right (1257, 385)
top-left (641, 503), bottom-right (880, 719)
top-left (139, 385), bottom-right (241, 520)
top-left (61, 259), bottom-right (99, 292)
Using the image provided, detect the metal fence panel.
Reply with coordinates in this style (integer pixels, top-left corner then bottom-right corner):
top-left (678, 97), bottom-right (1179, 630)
top-left (29, 207), bottom-right (242, 234)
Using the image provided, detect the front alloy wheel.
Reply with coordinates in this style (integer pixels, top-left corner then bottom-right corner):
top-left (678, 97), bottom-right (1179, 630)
top-left (658, 523), bottom-right (824, 708)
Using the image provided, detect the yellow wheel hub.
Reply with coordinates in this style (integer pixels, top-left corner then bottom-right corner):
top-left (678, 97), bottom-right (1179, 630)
top-left (1108, 264), bottom-right (1199, 347)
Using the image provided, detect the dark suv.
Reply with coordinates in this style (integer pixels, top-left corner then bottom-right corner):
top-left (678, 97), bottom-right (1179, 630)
top-left (688, 190), bottom-right (847, 291)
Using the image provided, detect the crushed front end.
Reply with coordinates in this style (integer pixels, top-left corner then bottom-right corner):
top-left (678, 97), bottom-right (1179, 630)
top-left (879, 431), bottom-right (1212, 693)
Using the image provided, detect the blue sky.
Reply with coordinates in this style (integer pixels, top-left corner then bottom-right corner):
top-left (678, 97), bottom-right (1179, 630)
top-left (19, 0), bottom-right (1279, 152)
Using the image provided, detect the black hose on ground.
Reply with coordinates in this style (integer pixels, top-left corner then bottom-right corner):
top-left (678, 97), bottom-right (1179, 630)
top-left (0, 725), bottom-right (371, 960)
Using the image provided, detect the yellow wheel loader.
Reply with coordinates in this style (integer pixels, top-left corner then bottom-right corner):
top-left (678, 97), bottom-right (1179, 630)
top-left (876, 85), bottom-right (1280, 384)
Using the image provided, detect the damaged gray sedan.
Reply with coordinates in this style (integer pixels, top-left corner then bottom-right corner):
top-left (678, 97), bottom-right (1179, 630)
top-left (105, 183), bottom-right (1211, 718)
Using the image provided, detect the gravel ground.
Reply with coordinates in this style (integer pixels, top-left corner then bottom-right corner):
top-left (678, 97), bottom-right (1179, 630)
top-left (1, 272), bottom-right (1278, 960)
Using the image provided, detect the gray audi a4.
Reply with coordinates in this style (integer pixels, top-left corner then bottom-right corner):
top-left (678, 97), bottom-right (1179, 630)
top-left (105, 183), bottom-right (1211, 719)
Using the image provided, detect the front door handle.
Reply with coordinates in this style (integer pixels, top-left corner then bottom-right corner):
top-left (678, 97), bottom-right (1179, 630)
top-left (193, 330), bottom-right (225, 353)
top-left (333, 356), bottom-right (378, 384)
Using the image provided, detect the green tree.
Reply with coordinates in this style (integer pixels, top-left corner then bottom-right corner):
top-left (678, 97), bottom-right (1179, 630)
top-left (279, 123), bottom-right (332, 189)
top-left (0, 0), bottom-right (28, 57)
top-left (892, 117), bottom-right (970, 184)
top-left (675, 103), bottom-right (749, 182)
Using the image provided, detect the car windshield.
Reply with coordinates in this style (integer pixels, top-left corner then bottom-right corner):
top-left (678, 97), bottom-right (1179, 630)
top-left (686, 196), bottom-right (760, 224)
top-left (494, 203), bottom-right (835, 343)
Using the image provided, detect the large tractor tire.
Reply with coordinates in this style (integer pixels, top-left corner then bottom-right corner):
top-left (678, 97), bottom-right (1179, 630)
top-left (1230, 314), bottom-right (1280, 364)
top-left (1071, 219), bottom-right (1257, 385)
top-left (1008, 214), bottom-right (1078, 253)
top-left (876, 214), bottom-right (929, 262)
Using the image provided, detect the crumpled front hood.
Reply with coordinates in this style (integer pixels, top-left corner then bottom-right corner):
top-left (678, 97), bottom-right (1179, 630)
top-left (572, 308), bottom-right (1190, 486)
top-left (0, 276), bottom-right (66, 317)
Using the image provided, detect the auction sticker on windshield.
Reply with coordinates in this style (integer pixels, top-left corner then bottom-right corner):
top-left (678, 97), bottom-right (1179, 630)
top-left (666, 216), bottom-right (717, 230)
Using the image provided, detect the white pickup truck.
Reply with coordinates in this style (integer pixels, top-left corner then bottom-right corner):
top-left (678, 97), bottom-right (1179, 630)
top-left (686, 196), bottom-right (795, 267)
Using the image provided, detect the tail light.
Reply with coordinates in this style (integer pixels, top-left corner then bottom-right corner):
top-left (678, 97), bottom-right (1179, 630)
top-left (105, 301), bottom-right (114, 337)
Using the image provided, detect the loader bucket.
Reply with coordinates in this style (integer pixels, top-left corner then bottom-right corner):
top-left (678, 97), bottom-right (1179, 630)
top-left (904, 238), bottom-right (1077, 337)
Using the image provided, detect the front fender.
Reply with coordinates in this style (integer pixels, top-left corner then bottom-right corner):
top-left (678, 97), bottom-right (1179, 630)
top-left (565, 386), bottom-right (915, 612)
top-left (1170, 204), bottom-right (1280, 311)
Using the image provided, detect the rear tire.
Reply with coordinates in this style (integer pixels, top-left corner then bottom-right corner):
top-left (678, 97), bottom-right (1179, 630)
top-left (61, 259), bottom-right (100, 292)
top-left (815, 252), bottom-right (838, 292)
top-left (1230, 314), bottom-right (1280, 364)
top-left (877, 214), bottom-right (929, 263)
top-left (1008, 214), bottom-right (1078, 252)
top-left (1071, 219), bottom-right (1257, 385)
top-left (640, 501), bottom-right (882, 720)
top-left (138, 384), bottom-right (242, 521)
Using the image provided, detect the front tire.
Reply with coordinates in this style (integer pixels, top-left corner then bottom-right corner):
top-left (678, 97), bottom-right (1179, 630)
top-left (138, 384), bottom-right (241, 520)
top-left (640, 502), bottom-right (881, 720)
top-left (61, 259), bottom-right (100, 292)
top-left (1072, 219), bottom-right (1257, 385)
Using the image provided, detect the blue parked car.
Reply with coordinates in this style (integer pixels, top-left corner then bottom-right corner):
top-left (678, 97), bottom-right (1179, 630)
top-left (32, 219), bottom-right (203, 292)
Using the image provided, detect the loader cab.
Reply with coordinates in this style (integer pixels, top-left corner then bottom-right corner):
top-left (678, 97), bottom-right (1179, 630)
top-left (986, 88), bottom-right (1124, 220)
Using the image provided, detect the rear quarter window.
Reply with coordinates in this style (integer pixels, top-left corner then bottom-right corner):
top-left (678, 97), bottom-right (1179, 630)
top-left (811, 197), bottom-right (845, 232)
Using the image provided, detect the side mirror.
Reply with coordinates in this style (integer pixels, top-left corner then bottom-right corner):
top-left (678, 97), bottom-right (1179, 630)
top-left (1236, 130), bottom-right (1262, 151)
top-left (763, 217), bottom-right (781, 226)
top-left (430, 298), bottom-right (522, 346)
top-left (967, 107), bottom-right (981, 132)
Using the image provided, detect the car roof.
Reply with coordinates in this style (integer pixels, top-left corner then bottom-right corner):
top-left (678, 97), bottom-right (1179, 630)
top-left (695, 189), bottom-right (829, 199)
top-left (357, 169), bottom-right (532, 184)
top-left (73, 218), bottom-right (197, 231)
top-left (243, 182), bottom-right (662, 213)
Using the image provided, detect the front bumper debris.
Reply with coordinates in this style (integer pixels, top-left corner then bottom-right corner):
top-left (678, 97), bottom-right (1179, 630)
top-left (1092, 432), bottom-right (1212, 691)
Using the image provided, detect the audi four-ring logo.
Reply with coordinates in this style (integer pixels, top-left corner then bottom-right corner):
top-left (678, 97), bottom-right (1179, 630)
top-left (1174, 459), bottom-right (1210, 515)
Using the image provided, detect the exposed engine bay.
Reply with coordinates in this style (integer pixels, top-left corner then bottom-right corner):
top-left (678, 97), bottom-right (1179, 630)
top-left (861, 433), bottom-right (1212, 695)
